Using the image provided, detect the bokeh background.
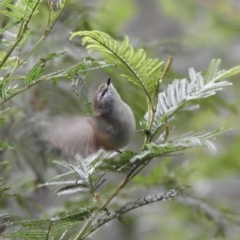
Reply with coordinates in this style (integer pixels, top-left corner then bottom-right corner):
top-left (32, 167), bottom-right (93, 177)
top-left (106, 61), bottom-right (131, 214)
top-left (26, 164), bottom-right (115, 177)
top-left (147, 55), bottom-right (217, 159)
top-left (1, 0), bottom-right (240, 239)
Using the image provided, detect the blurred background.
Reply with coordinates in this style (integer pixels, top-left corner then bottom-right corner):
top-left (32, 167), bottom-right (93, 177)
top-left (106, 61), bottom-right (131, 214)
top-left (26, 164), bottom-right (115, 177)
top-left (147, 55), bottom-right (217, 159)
top-left (1, 0), bottom-right (240, 239)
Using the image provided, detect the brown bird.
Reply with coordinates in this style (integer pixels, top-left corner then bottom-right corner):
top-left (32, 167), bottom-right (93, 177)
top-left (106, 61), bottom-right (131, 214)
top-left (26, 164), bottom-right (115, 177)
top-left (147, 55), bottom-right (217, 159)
top-left (46, 78), bottom-right (136, 157)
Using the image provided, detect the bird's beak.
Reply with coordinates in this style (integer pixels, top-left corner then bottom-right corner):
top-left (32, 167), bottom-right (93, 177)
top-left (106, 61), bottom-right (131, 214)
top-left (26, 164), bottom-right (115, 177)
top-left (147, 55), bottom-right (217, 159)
top-left (107, 77), bottom-right (111, 86)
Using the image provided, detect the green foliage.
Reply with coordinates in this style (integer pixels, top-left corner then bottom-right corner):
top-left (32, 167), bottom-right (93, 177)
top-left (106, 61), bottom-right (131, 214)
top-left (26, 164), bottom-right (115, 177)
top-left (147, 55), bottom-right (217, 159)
top-left (0, 0), bottom-right (39, 20)
top-left (0, 0), bottom-right (70, 71)
top-left (146, 60), bottom-right (240, 142)
top-left (24, 52), bottom-right (65, 85)
top-left (70, 31), bottom-right (164, 100)
top-left (0, 118), bottom-right (5, 125)
top-left (70, 31), bottom-right (240, 154)
top-left (0, 0), bottom-right (41, 69)
top-left (0, 19), bottom-right (21, 34)
top-left (96, 150), bottom-right (136, 174)
top-left (0, 2), bottom-right (240, 240)
top-left (0, 140), bottom-right (9, 149)
top-left (0, 57), bottom-right (112, 106)
top-left (3, 206), bottom-right (96, 240)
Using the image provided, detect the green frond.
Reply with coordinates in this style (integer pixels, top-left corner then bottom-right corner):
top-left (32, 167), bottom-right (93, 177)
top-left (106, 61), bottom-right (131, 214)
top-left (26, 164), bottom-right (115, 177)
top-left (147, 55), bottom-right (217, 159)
top-left (96, 150), bottom-right (136, 174)
top-left (205, 58), bottom-right (240, 83)
top-left (0, 73), bottom-right (19, 100)
top-left (0, 0), bottom-right (39, 20)
top-left (48, 0), bottom-right (71, 23)
top-left (0, 40), bottom-right (11, 53)
top-left (0, 58), bottom-right (112, 106)
top-left (0, 140), bottom-right (9, 149)
top-left (2, 57), bottom-right (19, 70)
top-left (24, 60), bottom-right (46, 85)
top-left (77, 75), bottom-right (93, 114)
top-left (24, 52), bottom-right (65, 85)
top-left (205, 59), bottom-right (221, 83)
top-left (0, 8), bottom-right (21, 20)
top-left (213, 65), bottom-right (240, 82)
top-left (0, 0), bottom-right (41, 69)
top-left (131, 128), bottom-right (228, 164)
top-left (0, 73), bottom-right (9, 99)
top-left (148, 62), bottom-right (238, 139)
top-left (7, 3), bottom-right (30, 16)
top-left (70, 30), bottom-right (164, 98)
top-left (0, 118), bottom-right (5, 125)
top-left (0, 20), bottom-right (21, 35)
top-left (0, 0), bottom-right (13, 8)
top-left (3, 205), bottom-right (96, 239)
top-left (21, 0), bottom-right (36, 9)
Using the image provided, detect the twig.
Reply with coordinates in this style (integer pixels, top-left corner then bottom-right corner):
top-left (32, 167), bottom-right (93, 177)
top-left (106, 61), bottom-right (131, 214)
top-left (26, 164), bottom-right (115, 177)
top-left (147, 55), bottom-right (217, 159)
top-left (82, 187), bottom-right (183, 239)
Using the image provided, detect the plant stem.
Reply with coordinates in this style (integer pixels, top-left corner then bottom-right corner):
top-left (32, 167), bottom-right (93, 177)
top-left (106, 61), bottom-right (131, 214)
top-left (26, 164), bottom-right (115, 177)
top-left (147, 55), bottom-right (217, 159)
top-left (74, 173), bottom-right (131, 240)
top-left (9, 0), bottom-right (71, 76)
top-left (0, 72), bottom-right (66, 106)
top-left (73, 215), bottom-right (95, 240)
top-left (0, 0), bottom-right (41, 68)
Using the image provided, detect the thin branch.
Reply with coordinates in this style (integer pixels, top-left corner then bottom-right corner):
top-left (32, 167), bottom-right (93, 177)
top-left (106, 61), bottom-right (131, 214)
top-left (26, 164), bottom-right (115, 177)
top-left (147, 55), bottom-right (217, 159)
top-left (0, 62), bottom-right (112, 106)
top-left (12, 0), bottom-right (71, 74)
top-left (73, 214), bottom-right (96, 240)
top-left (73, 143), bottom-right (188, 239)
top-left (73, 167), bottom-right (133, 239)
top-left (0, 0), bottom-right (41, 68)
top-left (45, 220), bottom-right (53, 240)
top-left (82, 187), bottom-right (183, 239)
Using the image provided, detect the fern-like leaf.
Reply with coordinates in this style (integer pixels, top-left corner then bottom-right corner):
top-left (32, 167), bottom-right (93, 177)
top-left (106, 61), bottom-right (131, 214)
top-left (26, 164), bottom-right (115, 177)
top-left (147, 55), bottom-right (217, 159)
top-left (149, 62), bottom-right (240, 133)
top-left (205, 58), bottom-right (221, 83)
top-left (131, 128), bottom-right (229, 163)
top-left (24, 52), bottom-right (65, 85)
top-left (70, 30), bottom-right (164, 99)
top-left (0, 0), bottom-right (13, 8)
top-left (0, 0), bottom-right (39, 20)
top-left (39, 152), bottom-right (117, 196)
top-left (3, 206), bottom-right (96, 240)
top-left (0, 20), bottom-right (21, 35)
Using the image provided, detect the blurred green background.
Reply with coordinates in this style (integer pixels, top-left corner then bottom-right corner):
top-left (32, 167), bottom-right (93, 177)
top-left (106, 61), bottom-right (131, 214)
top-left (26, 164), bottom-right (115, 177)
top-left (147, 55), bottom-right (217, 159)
top-left (1, 0), bottom-right (240, 239)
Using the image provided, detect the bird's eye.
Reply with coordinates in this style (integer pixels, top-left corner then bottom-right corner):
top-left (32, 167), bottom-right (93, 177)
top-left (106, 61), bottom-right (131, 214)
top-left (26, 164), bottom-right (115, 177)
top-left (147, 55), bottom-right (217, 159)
top-left (101, 87), bottom-right (108, 97)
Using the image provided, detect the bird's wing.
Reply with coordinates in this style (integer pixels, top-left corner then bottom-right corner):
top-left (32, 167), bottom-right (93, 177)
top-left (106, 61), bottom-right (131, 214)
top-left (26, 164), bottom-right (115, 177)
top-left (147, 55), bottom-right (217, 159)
top-left (45, 116), bottom-right (100, 156)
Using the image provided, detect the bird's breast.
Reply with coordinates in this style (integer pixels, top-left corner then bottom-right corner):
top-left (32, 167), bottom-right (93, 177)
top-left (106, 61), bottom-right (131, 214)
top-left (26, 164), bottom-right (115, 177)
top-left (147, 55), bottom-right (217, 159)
top-left (93, 109), bottom-right (135, 151)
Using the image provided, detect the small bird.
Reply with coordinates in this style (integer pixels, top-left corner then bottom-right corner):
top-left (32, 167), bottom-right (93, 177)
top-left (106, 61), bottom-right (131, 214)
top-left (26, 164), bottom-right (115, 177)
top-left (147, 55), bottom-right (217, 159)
top-left (46, 78), bottom-right (136, 157)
